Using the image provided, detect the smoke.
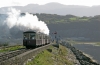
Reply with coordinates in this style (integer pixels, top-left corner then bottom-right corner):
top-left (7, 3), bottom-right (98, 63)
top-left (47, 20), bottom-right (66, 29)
top-left (4, 8), bottom-right (49, 35)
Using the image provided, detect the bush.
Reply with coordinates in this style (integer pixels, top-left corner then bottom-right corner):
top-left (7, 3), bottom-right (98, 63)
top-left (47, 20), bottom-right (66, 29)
top-left (3, 42), bottom-right (9, 46)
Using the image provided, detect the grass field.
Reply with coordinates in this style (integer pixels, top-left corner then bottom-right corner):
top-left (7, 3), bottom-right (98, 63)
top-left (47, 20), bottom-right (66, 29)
top-left (26, 44), bottom-right (73, 65)
top-left (0, 45), bottom-right (24, 52)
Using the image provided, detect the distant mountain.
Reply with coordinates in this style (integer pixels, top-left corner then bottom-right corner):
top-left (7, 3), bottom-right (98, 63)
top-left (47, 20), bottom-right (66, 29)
top-left (0, 2), bottom-right (100, 16)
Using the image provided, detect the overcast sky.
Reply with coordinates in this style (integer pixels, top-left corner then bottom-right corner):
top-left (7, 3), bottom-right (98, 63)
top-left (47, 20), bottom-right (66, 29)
top-left (0, 0), bottom-right (100, 8)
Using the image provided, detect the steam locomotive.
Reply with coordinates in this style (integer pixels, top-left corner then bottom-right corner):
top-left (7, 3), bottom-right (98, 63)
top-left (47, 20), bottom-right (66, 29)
top-left (23, 31), bottom-right (50, 48)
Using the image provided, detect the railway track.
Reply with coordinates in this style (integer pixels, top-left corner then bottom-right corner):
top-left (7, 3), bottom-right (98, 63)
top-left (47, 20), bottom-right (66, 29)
top-left (0, 48), bottom-right (30, 62)
top-left (0, 43), bottom-right (52, 65)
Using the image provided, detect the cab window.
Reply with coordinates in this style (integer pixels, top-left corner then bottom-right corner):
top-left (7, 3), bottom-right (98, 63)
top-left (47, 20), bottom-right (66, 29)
top-left (30, 33), bottom-right (35, 39)
top-left (23, 33), bottom-right (29, 39)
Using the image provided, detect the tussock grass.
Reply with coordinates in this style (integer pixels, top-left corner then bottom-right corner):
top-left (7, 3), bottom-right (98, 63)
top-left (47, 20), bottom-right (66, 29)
top-left (26, 44), bottom-right (73, 65)
top-left (0, 45), bottom-right (24, 52)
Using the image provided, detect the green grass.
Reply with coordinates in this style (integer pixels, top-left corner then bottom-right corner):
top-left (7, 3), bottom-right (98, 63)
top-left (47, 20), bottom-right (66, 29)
top-left (0, 45), bottom-right (24, 52)
top-left (69, 17), bottom-right (77, 21)
top-left (26, 45), bottom-right (73, 65)
top-left (79, 19), bottom-right (89, 21)
top-left (69, 17), bottom-right (89, 22)
top-left (26, 49), bottom-right (53, 65)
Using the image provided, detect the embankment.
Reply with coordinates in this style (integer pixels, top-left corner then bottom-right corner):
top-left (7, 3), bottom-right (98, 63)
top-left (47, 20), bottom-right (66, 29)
top-left (61, 41), bottom-right (100, 65)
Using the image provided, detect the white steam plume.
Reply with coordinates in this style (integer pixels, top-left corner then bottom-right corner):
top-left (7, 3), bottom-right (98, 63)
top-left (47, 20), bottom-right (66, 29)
top-left (4, 8), bottom-right (49, 35)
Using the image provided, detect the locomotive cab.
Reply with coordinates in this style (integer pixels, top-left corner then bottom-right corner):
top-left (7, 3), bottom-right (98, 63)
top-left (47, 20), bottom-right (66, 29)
top-left (23, 31), bottom-right (36, 48)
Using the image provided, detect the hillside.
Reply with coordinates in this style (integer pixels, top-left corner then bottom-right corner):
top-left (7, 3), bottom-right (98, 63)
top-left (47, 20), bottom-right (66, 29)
top-left (35, 13), bottom-right (100, 41)
top-left (0, 13), bottom-right (100, 43)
